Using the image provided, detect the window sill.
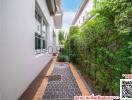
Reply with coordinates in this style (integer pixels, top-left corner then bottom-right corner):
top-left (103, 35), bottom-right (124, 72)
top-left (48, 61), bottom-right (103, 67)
top-left (34, 51), bottom-right (49, 58)
top-left (35, 53), bottom-right (44, 58)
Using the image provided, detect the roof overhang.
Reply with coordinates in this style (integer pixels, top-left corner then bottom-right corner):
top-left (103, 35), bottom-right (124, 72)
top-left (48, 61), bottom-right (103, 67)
top-left (54, 10), bottom-right (63, 29)
top-left (72, 0), bottom-right (89, 25)
top-left (46, 0), bottom-right (57, 15)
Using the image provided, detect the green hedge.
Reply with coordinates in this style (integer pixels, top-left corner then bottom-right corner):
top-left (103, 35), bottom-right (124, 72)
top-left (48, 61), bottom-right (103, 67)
top-left (65, 0), bottom-right (132, 95)
top-left (58, 54), bottom-right (69, 62)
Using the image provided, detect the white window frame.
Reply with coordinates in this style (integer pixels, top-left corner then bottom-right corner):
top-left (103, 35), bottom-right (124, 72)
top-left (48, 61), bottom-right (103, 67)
top-left (35, 2), bottom-right (48, 55)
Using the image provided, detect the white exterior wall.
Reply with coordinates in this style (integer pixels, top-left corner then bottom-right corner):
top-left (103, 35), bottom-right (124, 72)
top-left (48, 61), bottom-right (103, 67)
top-left (55, 29), bottom-right (60, 47)
top-left (0, 0), bottom-right (55, 100)
top-left (0, 0), bottom-right (2, 99)
top-left (50, 16), bottom-right (60, 53)
top-left (75, 0), bottom-right (94, 26)
top-left (50, 16), bottom-right (55, 46)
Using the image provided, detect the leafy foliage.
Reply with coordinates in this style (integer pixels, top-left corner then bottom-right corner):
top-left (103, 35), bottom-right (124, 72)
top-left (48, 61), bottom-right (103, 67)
top-left (58, 54), bottom-right (69, 62)
top-left (65, 0), bottom-right (132, 95)
top-left (58, 48), bottom-right (69, 62)
top-left (59, 30), bottom-right (65, 45)
top-left (65, 26), bottom-right (80, 63)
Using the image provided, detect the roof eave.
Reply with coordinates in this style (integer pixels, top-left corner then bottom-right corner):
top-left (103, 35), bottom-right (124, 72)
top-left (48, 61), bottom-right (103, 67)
top-left (46, 0), bottom-right (57, 15)
top-left (72, 0), bottom-right (89, 25)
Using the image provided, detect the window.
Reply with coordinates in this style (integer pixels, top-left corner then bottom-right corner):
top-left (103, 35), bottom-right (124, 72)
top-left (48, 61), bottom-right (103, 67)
top-left (35, 9), bottom-right (47, 54)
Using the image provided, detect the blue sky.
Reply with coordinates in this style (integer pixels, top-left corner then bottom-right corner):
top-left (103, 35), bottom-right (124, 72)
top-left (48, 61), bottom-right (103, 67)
top-left (62, 0), bottom-right (81, 11)
top-left (61, 0), bottom-right (81, 32)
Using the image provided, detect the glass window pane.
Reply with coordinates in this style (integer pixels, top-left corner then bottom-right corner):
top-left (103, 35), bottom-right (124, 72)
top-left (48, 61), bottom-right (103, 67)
top-left (35, 36), bottom-right (37, 50)
top-left (43, 40), bottom-right (45, 49)
top-left (35, 9), bottom-right (48, 54)
top-left (38, 14), bottom-right (41, 23)
top-left (35, 10), bottom-right (37, 20)
top-left (38, 37), bottom-right (41, 49)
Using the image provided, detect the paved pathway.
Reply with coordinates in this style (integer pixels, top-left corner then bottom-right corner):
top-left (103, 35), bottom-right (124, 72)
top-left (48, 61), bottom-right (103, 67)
top-left (43, 63), bottom-right (82, 100)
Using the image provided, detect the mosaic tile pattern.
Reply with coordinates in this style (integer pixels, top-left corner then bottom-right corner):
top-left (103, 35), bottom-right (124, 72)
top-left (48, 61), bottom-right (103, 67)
top-left (43, 63), bottom-right (82, 100)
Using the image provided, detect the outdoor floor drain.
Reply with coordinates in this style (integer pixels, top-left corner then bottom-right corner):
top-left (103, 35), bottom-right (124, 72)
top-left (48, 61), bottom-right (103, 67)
top-left (48, 75), bottom-right (61, 81)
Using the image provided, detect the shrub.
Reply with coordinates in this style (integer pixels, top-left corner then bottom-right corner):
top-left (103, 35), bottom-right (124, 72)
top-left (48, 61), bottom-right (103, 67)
top-left (58, 54), bottom-right (69, 62)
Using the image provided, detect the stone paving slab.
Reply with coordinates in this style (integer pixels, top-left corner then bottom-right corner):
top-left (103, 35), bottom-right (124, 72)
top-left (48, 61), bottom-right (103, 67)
top-left (43, 63), bottom-right (82, 100)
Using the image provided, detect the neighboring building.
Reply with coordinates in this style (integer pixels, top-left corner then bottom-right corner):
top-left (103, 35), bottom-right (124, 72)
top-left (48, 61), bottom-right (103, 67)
top-left (72, 0), bottom-right (94, 26)
top-left (0, 0), bottom-right (62, 100)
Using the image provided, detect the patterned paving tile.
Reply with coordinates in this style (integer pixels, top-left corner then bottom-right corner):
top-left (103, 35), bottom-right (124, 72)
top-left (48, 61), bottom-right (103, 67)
top-left (43, 63), bottom-right (82, 100)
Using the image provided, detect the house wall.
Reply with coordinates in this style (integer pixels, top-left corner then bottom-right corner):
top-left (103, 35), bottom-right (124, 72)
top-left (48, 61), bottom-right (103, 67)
top-left (75, 0), bottom-right (94, 26)
top-left (0, 0), bottom-right (1, 33)
top-left (55, 29), bottom-right (59, 47)
top-left (0, 0), bottom-right (55, 100)
top-left (0, 0), bottom-right (2, 100)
